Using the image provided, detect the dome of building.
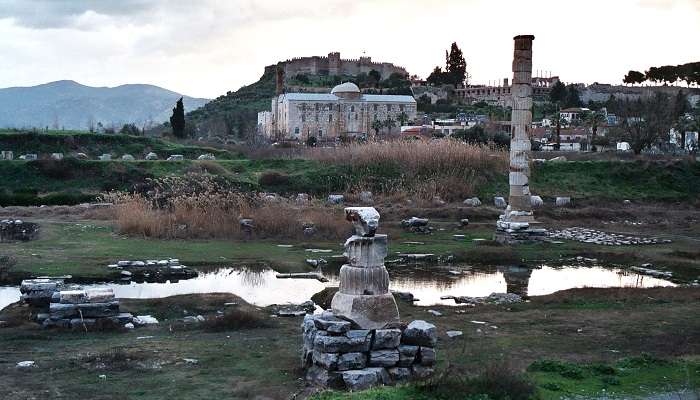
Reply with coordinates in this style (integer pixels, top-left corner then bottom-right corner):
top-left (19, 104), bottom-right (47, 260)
top-left (331, 82), bottom-right (361, 95)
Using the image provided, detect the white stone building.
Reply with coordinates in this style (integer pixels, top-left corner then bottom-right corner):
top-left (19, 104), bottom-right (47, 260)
top-left (258, 82), bottom-right (417, 141)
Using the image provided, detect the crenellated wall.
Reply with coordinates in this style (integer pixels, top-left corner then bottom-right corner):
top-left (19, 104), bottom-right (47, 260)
top-left (278, 52), bottom-right (408, 80)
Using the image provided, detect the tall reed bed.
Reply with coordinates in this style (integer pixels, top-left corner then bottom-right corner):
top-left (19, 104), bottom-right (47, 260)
top-left (303, 140), bottom-right (508, 200)
top-left (104, 175), bottom-right (348, 240)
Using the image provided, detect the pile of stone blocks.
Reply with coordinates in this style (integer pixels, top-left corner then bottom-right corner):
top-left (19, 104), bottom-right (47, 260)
top-left (41, 287), bottom-right (134, 329)
top-left (302, 311), bottom-right (437, 391)
top-left (495, 211), bottom-right (547, 245)
top-left (20, 278), bottom-right (66, 306)
top-left (20, 279), bottom-right (135, 330)
top-left (0, 219), bottom-right (39, 242)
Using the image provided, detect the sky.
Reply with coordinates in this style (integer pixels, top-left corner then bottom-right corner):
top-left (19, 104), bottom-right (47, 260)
top-left (0, 0), bottom-right (698, 99)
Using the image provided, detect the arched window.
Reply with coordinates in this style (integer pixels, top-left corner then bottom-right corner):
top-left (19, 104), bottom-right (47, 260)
top-left (328, 115), bottom-right (332, 122)
top-left (318, 129), bottom-right (323, 137)
top-left (350, 105), bottom-right (355, 112)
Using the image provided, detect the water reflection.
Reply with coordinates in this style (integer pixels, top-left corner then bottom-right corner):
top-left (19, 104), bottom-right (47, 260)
top-left (0, 263), bottom-right (676, 310)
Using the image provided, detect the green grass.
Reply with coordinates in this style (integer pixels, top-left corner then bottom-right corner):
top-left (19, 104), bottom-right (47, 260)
top-left (0, 129), bottom-right (240, 160)
top-left (309, 357), bottom-right (700, 400)
top-left (2, 146), bottom-right (699, 207)
top-left (1, 221), bottom-right (347, 280)
top-left (3, 220), bottom-right (698, 285)
top-left (529, 356), bottom-right (700, 399)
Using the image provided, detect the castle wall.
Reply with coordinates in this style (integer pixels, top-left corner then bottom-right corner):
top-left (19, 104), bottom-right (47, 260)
top-left (281, 53), bottom-right (408, 80)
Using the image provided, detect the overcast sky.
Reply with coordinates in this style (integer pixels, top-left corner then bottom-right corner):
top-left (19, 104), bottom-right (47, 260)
top-left (0, 0), bottom-right (698, 98)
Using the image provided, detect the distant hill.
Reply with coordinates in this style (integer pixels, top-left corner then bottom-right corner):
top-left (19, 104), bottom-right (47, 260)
top-left (0, 80), bottom-right (209, 130)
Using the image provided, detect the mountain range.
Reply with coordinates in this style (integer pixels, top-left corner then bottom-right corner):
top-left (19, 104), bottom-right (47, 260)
top-left (0, 80), bottom-right (209, 130)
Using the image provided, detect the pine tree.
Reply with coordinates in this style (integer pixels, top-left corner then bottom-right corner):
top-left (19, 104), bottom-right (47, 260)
top-left (170, 97), bottom-right (186, 138)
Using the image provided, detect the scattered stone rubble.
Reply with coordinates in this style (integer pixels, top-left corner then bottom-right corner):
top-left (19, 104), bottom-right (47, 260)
top-left (328, 194), bottom-right (344, 204)
top-left (493, 197), bottom-right (507, 208)
top-left (400, 217), bottom-right (432, 234)
top-left (530, 196), bottom-right (543, 208)
top-left (0, 219), bottom-right (39, 242)
top-left (302, 312), bottom-right (437, 391)
top-left (441, 292), bottom-right (524, 306)
top-left (555, 197), bottom-right (571, 207)
top-left (20, 279), bottom-right (138, 330)
top-left (463, 197), bottom-right (481, 207)
top-left (107, 259), bottom-right (197, 281)
top-left (547, 227), bottom-right (670, 246)
top-left (197, 153), bottom-right (216, 160)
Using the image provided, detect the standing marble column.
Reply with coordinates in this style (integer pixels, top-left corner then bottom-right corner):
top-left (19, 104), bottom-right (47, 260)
top-left (496, 35), bottom-right (546, 244)
top-left (507, 35), bottom-right (535, 221)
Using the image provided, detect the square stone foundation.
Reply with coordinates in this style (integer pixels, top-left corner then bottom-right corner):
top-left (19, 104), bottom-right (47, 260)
top-left (495, 220), bottom-right (547, 245)
top-left (301, 311), bottom-right (437, 391)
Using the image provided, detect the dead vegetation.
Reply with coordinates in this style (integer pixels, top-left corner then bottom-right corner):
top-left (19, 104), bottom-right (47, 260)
top-left (305, 140), bottom-right (509, 201)
top-left (104, 175), bottom-right (349, 240)
top-left (77, 347), bottom-right (147, 371)
top-left (201, 308), bottom-right (271, 332)
top-left (0, 254), bottom-right (16, 273)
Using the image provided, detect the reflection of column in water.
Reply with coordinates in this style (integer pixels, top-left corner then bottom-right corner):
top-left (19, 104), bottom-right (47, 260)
top-left (498, 265), bottom-right (533, 297)
top-left (239, 266), bottom-right (270, 288)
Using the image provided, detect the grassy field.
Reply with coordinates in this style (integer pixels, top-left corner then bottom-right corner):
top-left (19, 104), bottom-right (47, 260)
top-left (1, 288), bottom-right (698, 400)
top-left (1, 214), bottom-right (699, 284)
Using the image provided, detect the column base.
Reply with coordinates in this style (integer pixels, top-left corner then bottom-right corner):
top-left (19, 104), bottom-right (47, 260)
top-left (331, 292), bottom-right (399, 330)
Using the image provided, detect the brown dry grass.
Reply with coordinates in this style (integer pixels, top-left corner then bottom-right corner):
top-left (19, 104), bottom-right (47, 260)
top-left (304, 140), bottom-right (508, 201)
top-left (104, 175), bottom-right (348, 240)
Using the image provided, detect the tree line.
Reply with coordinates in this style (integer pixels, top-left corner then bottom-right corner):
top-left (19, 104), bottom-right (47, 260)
top-left (623, 62), bottom-right (700, 87)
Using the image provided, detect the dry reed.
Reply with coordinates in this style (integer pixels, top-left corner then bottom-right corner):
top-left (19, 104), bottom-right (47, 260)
top-left (104, 174), bottom-right (348, 240)
top-left (304, 139), bottom-right (508, 200)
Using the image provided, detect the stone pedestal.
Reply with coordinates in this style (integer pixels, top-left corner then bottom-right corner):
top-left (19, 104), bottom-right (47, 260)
top-left (331, 234), bottom-right (399, 329)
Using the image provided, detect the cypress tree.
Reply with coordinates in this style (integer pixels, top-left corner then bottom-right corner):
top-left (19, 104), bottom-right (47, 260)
top-left (170, 97), bottom-right (186, 138)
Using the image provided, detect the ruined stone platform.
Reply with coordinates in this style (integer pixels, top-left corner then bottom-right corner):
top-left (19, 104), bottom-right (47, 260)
top-left (1, 219), bottom-right (39, 242)
top-left (495, 219), bottom-right (547, 245)
top-left (302, 311), bottom-right (436, 391)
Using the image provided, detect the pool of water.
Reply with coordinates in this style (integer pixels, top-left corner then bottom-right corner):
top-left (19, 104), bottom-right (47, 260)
top-left (0, 263), bottom-right (676, 311)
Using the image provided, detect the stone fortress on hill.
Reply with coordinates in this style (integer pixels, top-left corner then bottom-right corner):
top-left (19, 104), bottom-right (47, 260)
top-left (264, 52), bottom-right (408, 81)
top-left (258, 52), bottom-right (416, 141)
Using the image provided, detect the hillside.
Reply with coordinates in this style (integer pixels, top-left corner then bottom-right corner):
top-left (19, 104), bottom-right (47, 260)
top-left (0, 80), bottom-right (209, 130)
top-left (186, 65), bottom-right (414, 138)
top-left (187, 68), bottom-right (276, 138)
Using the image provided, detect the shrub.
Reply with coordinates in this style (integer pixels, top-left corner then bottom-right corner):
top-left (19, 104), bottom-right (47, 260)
top-left (528, 359), bottom-right (584, 380)
top-left (0, 254), bottom-right (16, 272)
top-left (201, 308), bottom-right (270, 332)
top-left (419, 363), bottom-right (536, 400)
top-left (258, 171), bottom-right (290, 187)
